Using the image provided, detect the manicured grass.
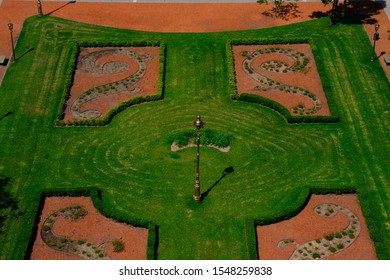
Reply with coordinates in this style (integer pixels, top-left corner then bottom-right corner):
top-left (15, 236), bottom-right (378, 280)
top-left (0, 15), bottom-right (389, 259)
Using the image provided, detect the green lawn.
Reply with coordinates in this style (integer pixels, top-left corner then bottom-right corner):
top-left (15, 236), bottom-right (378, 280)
top-left (0, 15), bottom-right (389, 260)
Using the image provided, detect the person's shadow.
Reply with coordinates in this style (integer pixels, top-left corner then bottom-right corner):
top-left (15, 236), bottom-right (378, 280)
top-left (201, 166), bottom-right (234, 200)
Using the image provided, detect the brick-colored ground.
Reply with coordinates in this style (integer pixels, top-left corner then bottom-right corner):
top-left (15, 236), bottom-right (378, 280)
top-left (30, 197), bottom-right (148, 260)
top-left (0, 1), bottom-right (389, 81)
top-left (257, 194), bottom-right (377, 260)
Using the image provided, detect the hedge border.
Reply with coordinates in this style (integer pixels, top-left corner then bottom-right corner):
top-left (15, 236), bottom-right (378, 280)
top-left (24, 188), bottom-right (158, 260)
top-left (253, 186), bottom-right (356, 226)
top-left (56, 41), bottom-right (166, 127)
top-left (243, 220), bottom-right (259, 260)
top-left (227, 38), bottom-right (340, 124)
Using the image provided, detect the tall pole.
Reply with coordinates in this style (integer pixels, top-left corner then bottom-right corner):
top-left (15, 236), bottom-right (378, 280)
top-left (37, 0), bottom-right (43, 16)
top-left (193, 115), bottom-right (204, 202)
top-left (371, 23), bottom-right (380, 62)
top-left (8, 22), bottom-right (15, 62)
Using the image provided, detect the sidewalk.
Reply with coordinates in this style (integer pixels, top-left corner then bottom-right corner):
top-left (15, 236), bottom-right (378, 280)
top-left (0, 0), bottom-right (389, 83)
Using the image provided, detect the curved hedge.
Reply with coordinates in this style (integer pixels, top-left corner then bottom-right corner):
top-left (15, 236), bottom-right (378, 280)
top-left (56, 41), bottom-right (166, 127)
top-left (244, 220), bottom-right (258, 260)
top-left (238, 93), bottom-right (340, 124)
top-left (227, 38), bottom-right (340, 124)
top-left (253, 185), bottom-right (356, 226)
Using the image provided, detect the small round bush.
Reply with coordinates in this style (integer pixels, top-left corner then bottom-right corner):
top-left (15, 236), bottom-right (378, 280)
top-left (325, 234), bottom-right (334, 241)
top-left (312, 253), bottom-right (321, 259)
top-left (42, 225), bottom-right (51, 232)
top-left (328, 247), bottom-right (337, 253)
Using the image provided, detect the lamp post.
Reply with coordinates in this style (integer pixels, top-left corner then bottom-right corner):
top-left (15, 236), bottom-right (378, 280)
top-left (371, 23), bottom-right (380, 62)
top-left (193, 115), bottom-right (204, 202)
top-left (8, 22), bottom-right (15, 62)
top-left (37, 0), bottom-right (43, 16)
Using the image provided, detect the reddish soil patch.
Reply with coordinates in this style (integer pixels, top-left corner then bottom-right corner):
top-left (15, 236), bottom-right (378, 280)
top-left (64, 47), bottom-right (160, 121)
top-left (257, 194), bottom-right (377, 260)
top-left (233, 44), bottom-right (330, 116)
top-left (30, 196), bottom-right (148, 260)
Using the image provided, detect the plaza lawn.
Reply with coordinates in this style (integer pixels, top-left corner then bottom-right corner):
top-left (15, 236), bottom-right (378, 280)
top-left (0, 15), bottom-right (389, 260)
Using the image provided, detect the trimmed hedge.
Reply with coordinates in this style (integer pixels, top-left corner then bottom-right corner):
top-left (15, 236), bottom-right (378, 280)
top-left (91, 189), bottom-right (159, 259)
top-left (56, 41), bottom-right (166, 127)
top-left (90, 188), bottom-right (149, 228)
top-left (146, 224), bottom-right (159, 260)
top-left (253, 186), bottom-right (356, 227)
top-left (244, 220), bottom-right (258, 260)
top-left (24, 188), bottom-right (158, 259)
top-left (56, 43), bottom-right (79, 122)
top-left (356, 189), bottom-right (389, 259)
top-left (239, 93), bottom-right (340, 123)
top-left (227, 38), bottom-right (340, 124)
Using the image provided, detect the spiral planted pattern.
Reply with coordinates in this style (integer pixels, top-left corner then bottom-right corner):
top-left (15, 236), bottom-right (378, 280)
top-left (71, 48), bottom-right (153, 119)
top-left (41, 206), bottom-right (109, 260)
top-left (279, 203), bottom-right (360, 260)
top-left (242, 47), bottom-right (321, 115)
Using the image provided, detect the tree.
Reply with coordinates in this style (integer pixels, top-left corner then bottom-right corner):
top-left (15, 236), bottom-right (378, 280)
top-left (321, 0), bottom-right (348, 25)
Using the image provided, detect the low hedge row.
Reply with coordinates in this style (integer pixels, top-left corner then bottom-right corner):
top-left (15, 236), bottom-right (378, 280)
top-left (244, 220), bottom-right (258, 260)
top-left (146, 224), bottom-right (159, 260)
top-left (253, 186), bottom-right (356, 227)
top-left (356, 189), bottom-right (389, 259)
top-left (76, 41), bottom-right (161, 48)
top-left (227, 38), bottom-right (340, 124)
top-left (90, 188), bottom-right (149, 228)
top-left (56, 41), bottom-right (166, 127)
top-left (239, 93), bottom-right (340, 123)
top-left (56, 43), bottom-right (79, 122)
top-left (24, 188), bottom-right (158, 259)
top-left (90, 189), bottom-right (158, 259)
top-left (229, 37), bottom-right (311, 46)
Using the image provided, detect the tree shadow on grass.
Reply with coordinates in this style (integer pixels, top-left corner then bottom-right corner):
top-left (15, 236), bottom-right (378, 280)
top-left (201, 166), bottom-right (234, 201)
top-left (0, 177), bottom-right (19, 233)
